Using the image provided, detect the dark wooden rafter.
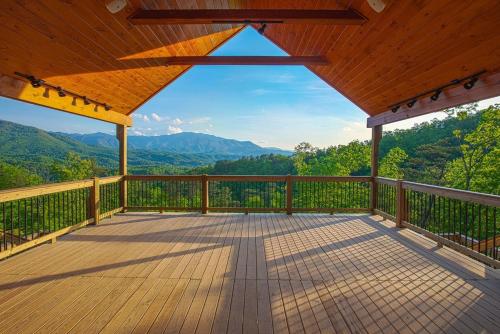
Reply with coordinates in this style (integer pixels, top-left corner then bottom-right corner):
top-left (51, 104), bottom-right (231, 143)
top-left (128, 9), bottom-right (367, 25)
top-left (367, 71), bottom-right (500, 127)
top-left (163, 56), bottom-right (329, 66)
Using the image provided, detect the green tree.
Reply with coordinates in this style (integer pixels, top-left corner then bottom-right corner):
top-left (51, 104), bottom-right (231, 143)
top-left (379, 147), bottom-right (408, 179)
top-left (0, 161), bottom-right (43, 189)
top-left (51, 152), bottom-right (98, 181)
top-left (444, 104), bottom-right (499, 191)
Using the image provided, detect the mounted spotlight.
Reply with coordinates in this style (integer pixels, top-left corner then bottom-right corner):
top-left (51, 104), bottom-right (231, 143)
top-left (56, 87), bottom-right (66, 97)
top-left (407, 100), bottom-right (417, 108)
top-left (391, 105), bottom-right (400, 113)
top-left (83, 96), bottom-right (90, 105)
top-left (464, 77), bottom-right (478, 90)
top-left (94, 105), bottom-right (99, 112)
top-left (104, 104), bottom-right (111, 111)
top-left (430, 90), bottom-right (442, 101)
top-left (43, 88), bottom-right (50, 98)
top-left (257, 23), bottom-right (267, 35)
top-left (72, 97), bottom-right (77, 106)
top-left (27, 75), bottom-right (44, 88)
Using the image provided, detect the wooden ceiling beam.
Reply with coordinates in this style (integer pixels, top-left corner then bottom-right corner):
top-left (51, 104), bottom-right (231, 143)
top-left (128, 9), bottom-right (367, 25)
top-left (163, 56), bottom-right (329, 66)
top-left (366, 71), bottom-right (500, 128)
top-left (0, 75), bottom-right (132, 126)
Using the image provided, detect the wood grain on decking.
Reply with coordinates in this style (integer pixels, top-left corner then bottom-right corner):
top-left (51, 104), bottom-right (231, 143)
top-left (0, 213), bottom-right (498, 334)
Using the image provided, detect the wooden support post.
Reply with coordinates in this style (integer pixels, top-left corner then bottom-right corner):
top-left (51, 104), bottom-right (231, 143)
top-left (396, 180), bottom-right (404, 228)
top-left (286, 175), bottom-right (293, 215)
top-left (92, 177), bottom-right (100, 225)
top-left (117, 124), bottom-right (128, 212)
top-left (370, 125), bottom-right (382, 212)
top-left (201, 174), bottom-right (208, 214)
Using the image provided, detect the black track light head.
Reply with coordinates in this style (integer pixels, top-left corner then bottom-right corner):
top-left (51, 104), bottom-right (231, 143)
top-left (56, 87), bottom-right (66, 97)
top-left (28, 76), bottom-right (44, 88)
top-left (430, 90), bottom-right (442, 101)
top-left (257, 23), bottom-right (267, 35)
top-left (464, 77), bottom-right (478, 90)
top-left (104, 104), bottom-right (111, 111)
top-left (83, 96), bottom-right (90, 105)
top-left (94, 105), bottom-right (98, 112)
top-left (407, 100), bottom-right (417, 108)
top-left (391, 105), bottom-right (400, 113)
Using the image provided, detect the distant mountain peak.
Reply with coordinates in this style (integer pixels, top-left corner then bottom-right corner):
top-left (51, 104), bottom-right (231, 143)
top-left (58, 131), bottom-right (292, 156)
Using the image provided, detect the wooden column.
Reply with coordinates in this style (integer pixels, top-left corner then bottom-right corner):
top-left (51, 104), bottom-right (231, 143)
top-left (370, 125), bottom-right (382, 212)
top-left (91, 177), bottom-right (100, 225)
top-left (286, 175), bottom-right (293, 215)
top-left (117, 124), bottom-right (128, 211)
top-left (201, 174), bottom-right (208, 214)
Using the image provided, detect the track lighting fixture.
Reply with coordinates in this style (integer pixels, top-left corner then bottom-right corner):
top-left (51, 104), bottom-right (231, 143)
top-left (407, 100), bottom-right (417, 108)
top-left (14, 72), bottom-right (112, 112)
top-left (257, 23), bottom-right (267, 35)
top-left (464, 77), bottom-right (478, 90)
top-left (386, 70), bottom-right (485, 113)
top-left (430, 90), bottom-right (442, 101)
top-left (56, 87), bottom-right (66, 97)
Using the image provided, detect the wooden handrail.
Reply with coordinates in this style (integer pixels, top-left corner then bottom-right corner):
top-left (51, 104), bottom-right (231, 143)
top-left (374, 177), bottom-right (398, 186)
top-left (402, 181), bottom-right (500, 207)
top-left (100, 175), bottom-right (124, 185)
top-left (0, 179), bottom-right (94, 203)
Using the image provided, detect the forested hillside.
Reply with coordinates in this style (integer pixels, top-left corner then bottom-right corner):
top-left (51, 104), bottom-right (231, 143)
top-left (58, 131), bottom-right (290, 156)
top-left (195, 104), bottom-right (499, 194)
top-left (0, 103), bottom-right (498, 194)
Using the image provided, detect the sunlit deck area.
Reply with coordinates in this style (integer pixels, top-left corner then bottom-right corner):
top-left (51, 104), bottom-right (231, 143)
top-left (0, 213), bottom-right (498, 334)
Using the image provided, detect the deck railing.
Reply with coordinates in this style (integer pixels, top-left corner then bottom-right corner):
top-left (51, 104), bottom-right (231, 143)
top-left (0, 175), bottom-right (499, 267)
top-left (374, 177), bottom-right (500, 267)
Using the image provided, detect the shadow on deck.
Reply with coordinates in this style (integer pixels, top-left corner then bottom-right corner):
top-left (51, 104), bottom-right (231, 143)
top-left (0, 213), bottom-right (499, 333)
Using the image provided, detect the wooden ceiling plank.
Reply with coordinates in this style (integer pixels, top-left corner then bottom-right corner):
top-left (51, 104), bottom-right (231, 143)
top-left (355, 11), bottom-right (500, 108)
top-left (324, 1), bottom-right (430, 87)
top-left (343, 1), bottom-right (487, 100)
top-left (0, 24), bottom-right (140, 114)
top-left (0, 3), bottom-right (156, 106)
top-left (360, 37), bottom-right (500, 112)
top-left (366, 71), bottom-right (500, 127)
top-left (162, 56), bottom-right (329, 65)
top-left (128, 9), bottom-right (367, 25)
top-left (41, 1), bottom-right (165, 92)
top-left (10, 1), bottom-right (158, 89)
top-left (0, 75), bottom-right (132, 126)
top-left (0, 22), bottom-right (153, 114)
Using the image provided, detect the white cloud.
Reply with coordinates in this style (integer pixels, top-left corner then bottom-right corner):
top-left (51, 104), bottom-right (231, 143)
top-left (167, 125), bottom-right (182, 134)
top-left (132, 113), bottom-right (150, 122)
top-left (151, 113), bottom-right (163, 122)
top-left (172, 118), bottom-right (183, 126)
top-left (131, 130), bottom-right (144, 136)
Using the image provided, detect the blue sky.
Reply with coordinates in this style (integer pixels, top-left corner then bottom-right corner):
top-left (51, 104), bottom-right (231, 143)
top-left (1, 27), bottom-right (498, 150)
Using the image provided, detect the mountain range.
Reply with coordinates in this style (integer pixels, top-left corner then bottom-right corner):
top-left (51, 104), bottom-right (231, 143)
top-left (58, 131), bottom-right (290, 156)
top-left (0, 120), bottom-right (291, 172)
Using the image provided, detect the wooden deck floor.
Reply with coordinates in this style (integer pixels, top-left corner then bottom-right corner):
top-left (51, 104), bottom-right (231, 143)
top-left (0, 213), bottom-right (499, 334)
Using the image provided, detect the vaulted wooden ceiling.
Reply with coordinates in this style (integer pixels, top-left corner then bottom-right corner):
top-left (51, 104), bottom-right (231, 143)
top-left (1, 0), bottom-right (499, 126)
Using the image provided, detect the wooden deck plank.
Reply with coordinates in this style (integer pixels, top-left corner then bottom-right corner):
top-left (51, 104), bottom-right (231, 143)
top-left (0, 213), bottom-right (498, 334)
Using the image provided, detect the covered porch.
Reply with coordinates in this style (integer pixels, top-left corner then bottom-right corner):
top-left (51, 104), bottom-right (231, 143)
top-left (1, 212), bottom-right (499, 333)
